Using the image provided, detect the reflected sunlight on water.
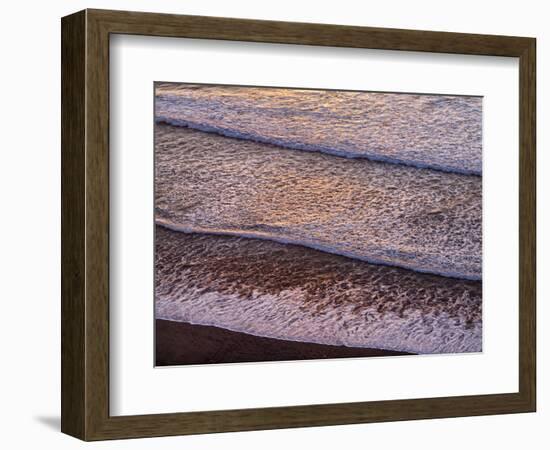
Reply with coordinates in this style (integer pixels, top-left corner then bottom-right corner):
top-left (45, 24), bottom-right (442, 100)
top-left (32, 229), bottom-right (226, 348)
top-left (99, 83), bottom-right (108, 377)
top-left (156, 84), bottom-right (482, 174)
top-left (154, 83), bottom-right (483, 354)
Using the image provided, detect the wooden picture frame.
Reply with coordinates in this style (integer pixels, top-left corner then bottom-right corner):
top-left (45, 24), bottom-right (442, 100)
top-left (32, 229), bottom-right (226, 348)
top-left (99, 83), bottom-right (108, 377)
top-left (61, 9), bottom-right (536, 441)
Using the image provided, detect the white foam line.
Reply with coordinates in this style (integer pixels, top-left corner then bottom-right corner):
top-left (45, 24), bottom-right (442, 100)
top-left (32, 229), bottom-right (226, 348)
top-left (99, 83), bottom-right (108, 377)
top-left (155, 117), bottom-right (482, 177)
top-left (155, 219), bottom-right (482, 282)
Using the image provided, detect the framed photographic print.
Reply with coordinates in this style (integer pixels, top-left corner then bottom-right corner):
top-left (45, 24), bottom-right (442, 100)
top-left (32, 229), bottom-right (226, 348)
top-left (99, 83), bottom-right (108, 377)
top-left (61, 9), bottom-right (536, 440)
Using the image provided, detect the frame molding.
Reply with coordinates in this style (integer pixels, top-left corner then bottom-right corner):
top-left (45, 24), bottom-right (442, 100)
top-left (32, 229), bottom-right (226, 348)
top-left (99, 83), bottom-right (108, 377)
top-left (61, 9), bottom-right (536, 440)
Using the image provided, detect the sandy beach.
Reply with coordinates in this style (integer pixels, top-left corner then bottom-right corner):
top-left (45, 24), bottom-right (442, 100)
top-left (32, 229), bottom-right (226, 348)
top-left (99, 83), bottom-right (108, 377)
top-left (156, 319), bottom-right (410, 366)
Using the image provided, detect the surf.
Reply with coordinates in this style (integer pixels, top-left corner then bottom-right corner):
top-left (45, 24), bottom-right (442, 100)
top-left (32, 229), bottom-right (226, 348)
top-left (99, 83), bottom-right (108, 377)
top-left (155, 125), bottom-right (482, 281)
top-left (155, 116), bottom-right (482, 176)
top-left (155, 227), bottom-right (482, 354)
top-left (156, 219), bottom-right (481, 281)
top-left (156, 84), bottom-right (483, 175)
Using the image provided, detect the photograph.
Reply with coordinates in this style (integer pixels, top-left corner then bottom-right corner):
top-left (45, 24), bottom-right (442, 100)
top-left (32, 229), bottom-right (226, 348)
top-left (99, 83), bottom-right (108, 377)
top-left (154, 83), bottom-right (483, 366)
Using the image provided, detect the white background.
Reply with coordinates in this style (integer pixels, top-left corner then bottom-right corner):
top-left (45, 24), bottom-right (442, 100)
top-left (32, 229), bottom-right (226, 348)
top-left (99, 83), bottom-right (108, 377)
top-left (0, 0), bottom-right (547, 449)
top-left (110, 36), bottom-right (518, 415)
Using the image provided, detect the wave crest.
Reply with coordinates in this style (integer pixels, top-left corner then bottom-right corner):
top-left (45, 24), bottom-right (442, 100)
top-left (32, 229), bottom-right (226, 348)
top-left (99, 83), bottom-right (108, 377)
top-left (155, 116), bottom-right (481, 176)
top-left (155, 125), bottom-right (482, 282)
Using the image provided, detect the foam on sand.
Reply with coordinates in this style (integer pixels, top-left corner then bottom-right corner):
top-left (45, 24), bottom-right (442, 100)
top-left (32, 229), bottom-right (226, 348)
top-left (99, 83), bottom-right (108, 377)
top-left (155, 227), bottom-right (482, 354)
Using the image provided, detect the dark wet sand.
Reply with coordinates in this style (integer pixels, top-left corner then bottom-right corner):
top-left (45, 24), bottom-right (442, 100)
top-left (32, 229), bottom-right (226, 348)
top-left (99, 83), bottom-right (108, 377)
top-left (156, 319), bottom-right (411, 366)
top-left (155, 226), bottom-right (482, 355)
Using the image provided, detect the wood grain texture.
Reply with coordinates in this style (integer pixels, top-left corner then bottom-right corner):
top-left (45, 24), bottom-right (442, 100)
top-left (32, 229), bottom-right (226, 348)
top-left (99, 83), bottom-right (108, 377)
top-left (90, 8), bottom-right (532, 56)
top-left (61, 8), bottom-right (536, 441)
top-left (518, 39), bottom-right (536, 409)
top-left (61, 10), bottom-right (86, 439)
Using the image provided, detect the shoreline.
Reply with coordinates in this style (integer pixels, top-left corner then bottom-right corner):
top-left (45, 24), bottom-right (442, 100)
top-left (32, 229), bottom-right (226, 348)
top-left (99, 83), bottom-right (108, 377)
top-left (156, 319), bottom-right (412, 366)
top-left (155, 227), bottom-right (482, 355)
top-left (155, 219), bottom-right (481, 281)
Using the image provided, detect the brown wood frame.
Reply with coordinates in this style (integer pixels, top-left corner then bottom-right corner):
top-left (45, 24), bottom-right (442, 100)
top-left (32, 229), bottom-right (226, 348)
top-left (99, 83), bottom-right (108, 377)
top-left (61, 8), bottom-right (536, 441)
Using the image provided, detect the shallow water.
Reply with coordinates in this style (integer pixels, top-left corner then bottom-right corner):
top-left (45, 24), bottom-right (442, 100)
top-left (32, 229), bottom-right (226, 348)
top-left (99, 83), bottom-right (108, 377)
top-left (155, 227), bottom-right (482, 354)
top-left (154, 84), bottom-right (483, 355)
top-left (156, 125), bottom-right (482, 280)
top-left (156, 84), bottom-right (482, 175)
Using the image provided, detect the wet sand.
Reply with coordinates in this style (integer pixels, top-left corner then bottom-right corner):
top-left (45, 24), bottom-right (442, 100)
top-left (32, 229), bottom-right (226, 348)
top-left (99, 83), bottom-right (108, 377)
top-left (156, 319), bottom-right (410, 366)
top-left (156, 226), bottom-right (482, 355)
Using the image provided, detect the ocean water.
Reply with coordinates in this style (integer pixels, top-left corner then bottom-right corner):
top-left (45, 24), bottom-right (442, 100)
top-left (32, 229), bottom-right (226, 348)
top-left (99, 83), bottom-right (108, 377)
top-left (156, 227), bottom-right (482, 354)
top-left (156, 84), bottom-right (482, 175)
top-left (156, 125), bottom-right (481, 280)
top-left (154, 84), bottom-right (482, 355)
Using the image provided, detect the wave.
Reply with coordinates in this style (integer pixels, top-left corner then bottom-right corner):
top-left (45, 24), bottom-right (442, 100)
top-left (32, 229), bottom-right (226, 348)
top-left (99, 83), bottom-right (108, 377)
top-left (155, 125), bottom-right (482, 282)
top-left (155, 116), bottom-right (481, 176)
top-left (155, 84), bottom-right (482, 175)
top-left (155, 227), bottom-right (482, 354)
top-left (156, 219), bottom-right (480, 281)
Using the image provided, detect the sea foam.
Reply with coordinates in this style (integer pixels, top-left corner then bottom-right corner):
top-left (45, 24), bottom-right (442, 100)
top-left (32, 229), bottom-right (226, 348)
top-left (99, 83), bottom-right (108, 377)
top-left (155, 125), bottom-right (482, 280)
top-left (155, 227), bottom-right (482, 354)
top-left (156, 84), bottom-right (482, 175)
